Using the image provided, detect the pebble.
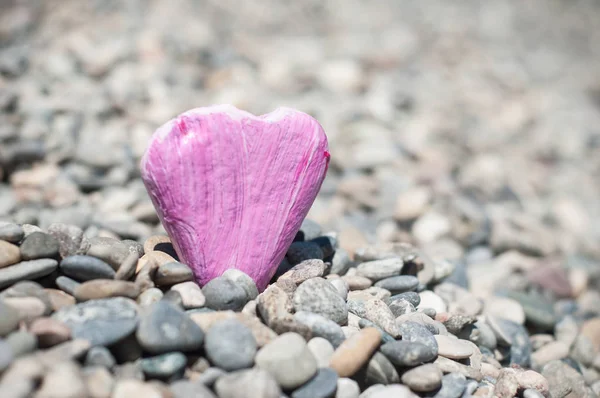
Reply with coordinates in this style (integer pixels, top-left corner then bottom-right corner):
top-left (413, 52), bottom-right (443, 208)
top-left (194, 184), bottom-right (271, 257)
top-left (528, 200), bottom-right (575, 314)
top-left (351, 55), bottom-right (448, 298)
top-left (505, 290), bottom-right (557, 330)
top-left (136, 300), bottom-right (204, 354)
top-left (432, 372), bottom-right (467, 398)
top-left (29, 317), bottom-right (71, 347)
top-left (170, 380), bottom-right (217, 398)
top-left (342, 275), bottom-right (373, 290)
top-left (308, 337), bottom-right (335, 367)
top-left (330, 248), bottom-right (352, 276)
top-left (214, 368), bottom-right (281, 398)
top-left (45, 288), bottom-right (76, 311)
top-left (141, 352), bottom-right (187, 380)
top-left (87, 238), bottom-right (131, 270)
top-left (581, 317), bottom-right (600, 351)
top-left (0, 240), bottom-right (21, 268)
top-left (221, 268), bottom-right (259, 300)
top-left (531, 340), bottom-right (569, 367)
top-left (85, 346), bottom-right (116, 369)
top-left (292, 367), bottom-right (338, 398)
top-left (137, 287), bottom-right (163, 307)
top-left (6, 331), bottom-right (37, 357)
top-left (255, 332), bottom-right (318, 389)
top-left (380, 340), bottom-right (437, 367)
top-left (355, 258), bottom-right (404, 282)
top-left (336, 378), bottom-right (360, 398)
top-left (492, 317), bottom-right (532, 367)
top-left (278, 259), bottom-right (327, 285)
top-left (329, 327), bottom-right (381, 377)
top-left (112, 380), bottom-right (163, 398)
top-left (398, 321), bottom-right (438, 353)
top-left (19, 232), bottom-right (59, 260)
top-left (484, 296), bottom-right (526, 325)
top-left (171, 281), bottom-right (206, 309)
top-left (387, 291), bottom-right (420, 307)
top-left (434, 356), bottom-right (482, 381)
top-left (55, 275), bottom-right (80, 295)
top-left (0, 222), bottom-right (24, 243)
top-left (542, 360), bottom-right (588, 398)
top-left (300, 219), bottom-right (322, 241)
top-left (347, 299), bottom-right (399, 337)
top-left (154, 261), bottom-right (193, 286)
top-left (83, 366), bottom-right (114, 398)
top-left (286, 241), bottom-right (324, 265)
top-left (114, 251), bottom-right (139, 281)
top-left (0, 300), bottom-right (20, 336)
top-left (0, 339), bottom-right (13, 372)
top-left (401, 363), bottom-right (443, 392)
top-left (60, 255), bottom-right (116, 281)
top-left (517, 370), bottom-right (549, 394)
top-left (294, 277), bottom-right (348, 325)
top-left (294, 311), bottom-right (346, 347)
top-left (135, 250), bottom-right (177, 273)
top-left (367, 384), bottom-right (415, 398)
top-left (418, 291), bottom-right (447, 314)
top-left (4, 296), bottom-right (47, 321)
top-left (53, 297), bottom-right (138, 346)
top-left (75, 279), bottom-right (140, 301)
top-left (47, 223), bottom-right (84, 258)
top-left (434, 335), bottom-right (473, 359)
top-left (202, 276), bottom-right (248, 311)
top-left (373, 275), bottom-right (418, 294)
top-left (0, 259), bottom-right (58, 289)
top-left (35, 361), bottom-right (87, 398)
top-left (204, 318), bottom-right (257, 371)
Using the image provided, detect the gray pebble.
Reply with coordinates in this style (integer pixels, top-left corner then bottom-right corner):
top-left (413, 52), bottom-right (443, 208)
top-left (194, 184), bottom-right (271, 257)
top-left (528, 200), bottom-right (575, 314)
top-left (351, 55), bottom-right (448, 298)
top-left (293, 278), bottom-right (348, 325)
top-left (170, 380), bottom-right (217, 398)
top-left (60, 255), bottom-right (116, 281)
top-left (137, 287), bottom-right (164, 307)
top-left (0, 299), bottom-right (20, 336)
top-left (114, 251), bottom-right (139, 281)
top-left (141, 351), bottom-right (187, 380)
top-left (55, 275), bottom-right (81, 295)
top-left (278, 259), bottom-right (327, 286)
top-left (432, 372), bottom-right (467, 398)
top-left (292, 367), bottom-right (338, 398)
top-left (287, 241), bottom-right (324, 265)
top-left (85, 346), bottom-right (116, 369)
top-left (355, 258), bottom-right (404, 282)
top-left (162, 289), bottom-right (184, 308)
top-left (374, 275), bottom-right (419, 294)
top-left (400, 363), bottom-right (442, 392)
top-left (386, 291), bottom-right (420, 307)
top-left (0, 222), bottom-right (24, 243)
top-left (380, 340), bottom-right (437, 366)
top-left (222, 269), bottom-right (259, 300)
top-left (86, 238), bottom-right (130, 269)
top-left (19, 232), bottom-right (59, 260)
top-left (136, 300), bottom-right (204, 354)
top-left (154, 262), bottom-right (193, 287)
top-left (505, 290), bottom-right (557, 331)
top-left (203, 276), bottom-right (248, 311)
top-left (357, 319), bottom-right (395, 343)
top-left (0, 339), bottom-right (13, 372)
top-left (336, 378), bottom-right (360, 398)
top-left (196, 367), bottom-right (226, 387)
top-left (359, 351), bottom-right (400, 386)
top-left (53, 297), bottom-right (138, 346)
top-left (491, 317), bottom-right (531, 367)
top-left (204, 319), bottom-right (257, 371)
top-left (307, 337), bottom-right (335, 368)
top-left (329, 278), bottom-right (349, 301)
top-left (330, 248), bottom-right (352, 276)
top-left (5, 330), bottom-right (37, 357)
top-left (398, 321), bottom-right (438, 354)
top-left (47, 223), bottom-right (85, 258)
top-left (387, 298), bottom-right (415, 317)
top-left (0, 259), bottom-right (58, 289)
top-left (347, 299), bottom-right (399, 338)
top-left (214, 368), bottom-right (281, 398)
top-left (294, 311), bottom-right (346, 347)
top-left (300, 219), bottom-right (322, 241)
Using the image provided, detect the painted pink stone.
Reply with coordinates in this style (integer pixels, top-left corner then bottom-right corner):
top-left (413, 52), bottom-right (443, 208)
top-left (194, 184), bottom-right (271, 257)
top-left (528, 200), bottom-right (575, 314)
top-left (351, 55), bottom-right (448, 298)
top-left (141, 105), bottom-right (330, 290)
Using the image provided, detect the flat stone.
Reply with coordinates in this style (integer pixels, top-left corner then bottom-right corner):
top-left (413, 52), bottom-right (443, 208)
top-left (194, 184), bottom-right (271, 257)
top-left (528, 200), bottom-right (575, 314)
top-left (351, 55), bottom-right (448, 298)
top-left (434, 335), bottom-right (473, 360)
top-left (255, 332), bottom-right (317, 389)
top-left (401, 364), bottom-right (443, 392)
top-left (531, 341), bottom-right (569, 367)
top-left (347, 299), bottom-right (399, 337)
top-left (308, 337), bottom-right (335, 367)
top-left (171, 281), bottom-right (205, 309)
top-left (222, 268), bottom-right (259, 300)
top-left (360, 351), bottom-right (400, 386)
top-left (398, 321), bottom-right (438, 354)
top-left (374, 275), bottom-right (419, 294)
top-left (329, 327), bottom-right (381, 377)
top-left (348, 287), bottom-right (391, 302)
top-left (204, 318), bottom-right (257, 371)
top-left (517, 370), bottom-right (549, 395)
top-left (154, 262), bottom-right (193, 287)
top-left (60, 255), bottom-right (116, 281)
top-left (203, 276), bottom-right (248, 311)
top-left (141, 352), bottom-right (187, 380)
top-left (74, 279), bottom-right (140, 301)
top-left (45, 288), bottom-right (76, 311)
top-left (0, 222), bottom-right (24, 243)
top-left (83, 366), bottom-right (114, 398)
top-left (29, 317), bottom-right (71, 348)
top-left (293, 277), bottom-right (348, 325)
top-left (4, 296), bottom-right (47, 322)
top-left (294, 311), bottom-right (346, 348)
top-left (19, 232), bottom-right (59, 261)
top-left (53, 297), bottom-right (138, 346)
top-left (433, 356), bottom-right (482, 381)
top-left (291, 367), bottom-right (338, 398)
top-left (0, 300), bottom-right (20, 336)
top-left (542, 360), bottom-right (588, 398)
top-left (136, 300), bottom-right (204, 354)
top-left (214, 369), bottom-right (281, 398)
top-left (114, 252), bottom-right (139, 281)
top-left (278, 259), bottom-right (327, 286)
top-left (355, 258), bottom-right (404, 282)
top-left (47, 223), bottom-right (84, 258)
top-left (342, 275), bottom-right (372, 290)
top-left (0, 259), bottom-right (58, 289)
top-left (387, 291), bottom-right (421, 307)
top-left (380, 340), bottom-right (437, 367)
top-left (56, 275), bottom-right (80, 295)
top-left (0, 240), bottom-right (20, 268)
top-left (87, 238), bottom-right (131, 270)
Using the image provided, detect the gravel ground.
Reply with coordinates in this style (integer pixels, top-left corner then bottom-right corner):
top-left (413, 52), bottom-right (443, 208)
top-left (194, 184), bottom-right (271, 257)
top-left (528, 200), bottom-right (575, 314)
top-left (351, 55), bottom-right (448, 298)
top-left (2, 0), bottom-right (600, 397)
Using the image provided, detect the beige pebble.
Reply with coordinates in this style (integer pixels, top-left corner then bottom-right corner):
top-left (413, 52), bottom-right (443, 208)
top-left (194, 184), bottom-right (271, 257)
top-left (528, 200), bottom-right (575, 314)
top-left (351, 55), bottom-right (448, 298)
top-left (29, 317), bottom-right (71, 348)
top-left (143, 235), bottom-right (171, 255)
top-left (74, 280), bottom-right (140, 301)
top-left (329, 327), bottom-right (381, 377)
top-left (0, 241), bottom-right (21, 268)
top-left (434, 335), bottom-right (473, 359)
top-left (135, 251), bottom-right (176, 273)
top-left (45, 288), bottom-right (76, 311)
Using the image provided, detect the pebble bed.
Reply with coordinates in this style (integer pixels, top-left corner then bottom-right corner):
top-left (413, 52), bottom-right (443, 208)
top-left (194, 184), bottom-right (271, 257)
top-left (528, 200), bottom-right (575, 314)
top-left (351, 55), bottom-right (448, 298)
top-left (2, 1), bottom-right (600, 398)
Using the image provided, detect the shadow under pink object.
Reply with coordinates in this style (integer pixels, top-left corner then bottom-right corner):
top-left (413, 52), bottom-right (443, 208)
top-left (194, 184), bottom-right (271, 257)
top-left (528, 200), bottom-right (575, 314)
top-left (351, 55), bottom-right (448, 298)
top-left (141, 105), bottom-right (330, 291)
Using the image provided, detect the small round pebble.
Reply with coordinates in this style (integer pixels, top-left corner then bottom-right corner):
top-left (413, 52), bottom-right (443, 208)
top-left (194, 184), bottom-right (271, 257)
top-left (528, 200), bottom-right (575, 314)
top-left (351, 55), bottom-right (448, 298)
top-left (55, 275), bottom-right (80, 295)
top-left (85, 346), bottom-right (116, 369)
top-left (19, 232), bottom-right (59, 260)
top-left (154, 262), bottom-right (194, 286)
top-left (374, 275), bottom-right (419, 294)
top-left (291, 367), bottom-right (338, 398)
top-left (222, 268), bottom-right (259, 300)
top-left (294, 311), bottom-right (346, 348)
top-left (308, 337), bottom-right (335, 368)
top-left (204, 319), bottom-right (257, 371)
top-left (214, 368), bottom-right (281, 398)
top-left (0, 222), bottom-right (24, 243)
top-left (202, 276), bottom-right (248, 311)
top-left (400, 363), bottom-right (443, 392)
top-left (355, 258), bottom-right (404, 282)
top-left (171, 281), bottom-right (205, 309)
top-left (141, 351), bottom-right (187, 380)
top-left (137, 287), bottom-right (163, 307)
top-left (336, 378), bottom-right (360, 398)
top-left (380, 340), bottom-right (437, 367)
top-left (0, 240), bottom-right (21, 268)
top-left (60, 255), bottom-right (116, 281)
top-left (255, 332), bottom-right (318, 389)
top-left (434, 372), bottom-right (467, 398)
top-left (293, 277), bottom-right (348, 325)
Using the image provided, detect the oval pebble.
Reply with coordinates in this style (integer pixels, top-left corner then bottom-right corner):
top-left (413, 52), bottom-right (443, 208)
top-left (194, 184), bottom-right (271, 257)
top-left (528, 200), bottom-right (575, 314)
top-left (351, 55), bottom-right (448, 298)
top-left (214, 368), bottom-right (280, 398)
top-left (60, 255), bottom-right (116, 281)
top-left (291, 367), bottom-right (338, 398)
top-left (141, 351), bottom-right (187, 380)
top-left (74, 280), bottom-right (140, 301)
top-left (380, 340), bottom-right (437, 367)
top-left (329, 327), bottom-right (381, 377)
top-left (203, 276), bottom-right (248, 311)
top-left (204, 319), bottom-right (257, 371)
top-left (434, 335), bottom-right (473, 359)
top-left (154, 262), bottom-right (193, 287)
top-left (171, 281), bottom-right (205, 309)
top-left (293, 278), bottom-right (348, 325)
top-left (0, 259), bottom-right (58, 289)
top-left (294, 311), bottom-right (346, 348)
top-left (374, 275), bottom-right (419, 294)
top-left (308, 337), bottom-right (335, 368)
top-left (19, 232), bottom-right (59, 261)
top-left (0, 241), bottom-right (21, 268)
top-left (400, 363), bottom-right (443, 392)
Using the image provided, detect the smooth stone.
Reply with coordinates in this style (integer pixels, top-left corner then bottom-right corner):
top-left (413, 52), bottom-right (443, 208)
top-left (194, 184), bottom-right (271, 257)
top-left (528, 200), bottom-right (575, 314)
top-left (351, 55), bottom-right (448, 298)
top-left (114, 251), bottom-right (139, 281)
top-left (374, 275), bottom-right (418, 294)
top-left (347, 299), bottom-right (399, 337)
top-left (83, 366), bottom-right (114, 398)
top-left (53, 297), bottom-right (138, 346)
top-left (293, 277), bottom-right (348, 325)
top-left (380, 340), bottom-right (437, 367)
top-left (433, 356), bottom-right (482, 381)
top-left (171, 281), bottom-right (206, 309)
top-left (329, 327), bottom-right (381, 377)
top-left (368, 384), bottom-right (415, 398)
top-left (432, 372), bottom-right (467, 398)
top-left (434, 335), bottom-right (473, 359)
top-left (0, 259), bottom-right (58, 289)
top-left (74, 279), bottom-right (140, 301)
top-left (194, 366), bottom-right (224, 386)
top-left (531, 341), bottom-right (569, 367)
top-left (154, 262), bottom-right (193, 287)
top-left (257, 284), bottom-right (292, 326)
top-left (112, 380), bottom-right (164, 398)
top-left (45, 288), bottom-right (76, 311)
top-left (203, 276), bottom-right (248, 311)
top-left (278, 259), bottom-right (327, 286)
top-left (35, 361), bottom-right (87, 397)
top-left (0, 339), bottom-right (13, 372)
top-left (360, 351), bottom-right (400, 386)
top-left (214, 368), bottom-right (281, 398)
top-left (0, 222), bottom-right (24, 243)
top-left (308, 337), bottom-right (335, 368)
top-left (0, 300), bottom-right (20, 336)
top-left (0, 281), bottom-right (52, 312)
top-left (490, 317), bottom-right (532, 367)
top-left (300, 219), bottom-right (322, 241)
top-left (162, 289), bottom-right (183, 309)
top-left (255, 332), bottom-right (317, 389)
top-left (221, 269), bottom-right (259, 300)
top-left (3, 296), bottom-right (47, 322)
top-left (401, 363), bottom-right (442, 392)
top-left (47, 223), bottom-right (84, 258)
top-left (329, 278), bottom-right (349, 301)
top-left (330, 248), bottom-right (352, 276)
top-left (85, 346), bottom-right (116, 369)
top-left (29, 317), bottom-right (71, 347)
top-left (136, 300), bottom-right (204, 354)
top-left (348, 287), bottom-right (391, 302)
top-left (141, 352), bottom-right (187, 380)
top-left (5, 331), bottom-right (37, 357)
top-left (286, 241), bottom-right (324, 265)
top-left (56, 275), bottom-right (80, 295)
top-left (294, 311), bottom-right (346, 348)
top-left (484, 296), bottom-right (525, 325)
top-left (60, 255), bottom-right (116, 281)
top-left (542, 360), bottom-right (588, 398)
top-left (19, 232), bottom-right (59, 260)
top-left (336, 378), bottom-right (360, 398)
top-left (505, 290), bottom-right (556, 330)
top-left (581, 317), bottom-right (600, 351)
top-left (170, 380), bottom-right (217, 398)
top-left (387, 292), bottom-right (420, 307)
top-left (135, 251), bottom-right (177, 273)
top-left (292, 367), bottom-right (338, 398)
top-left (517, 369), bottom-right (549, 395)
top-left (355, 258), bottom-right (404, 282)
top-left (342, 275), bottom-right (372, 291)
top-left (87, 238), bottom-right (131, 270)
top-left (418, 291), bottom-right (447, 314)
top-left (204, 318), bottom-right (257, 371)
top-left (398, 321), bottom-right (438, 354)
top-left (0, 240), bottom-right (21, 268)
top-left (137, 287), bottom-right (163, 307)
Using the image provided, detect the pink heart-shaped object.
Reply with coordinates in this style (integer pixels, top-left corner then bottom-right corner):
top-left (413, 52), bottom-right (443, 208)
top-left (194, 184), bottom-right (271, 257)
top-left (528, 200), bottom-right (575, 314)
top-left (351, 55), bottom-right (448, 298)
top-left (141, 105), bottom-right (330, 290)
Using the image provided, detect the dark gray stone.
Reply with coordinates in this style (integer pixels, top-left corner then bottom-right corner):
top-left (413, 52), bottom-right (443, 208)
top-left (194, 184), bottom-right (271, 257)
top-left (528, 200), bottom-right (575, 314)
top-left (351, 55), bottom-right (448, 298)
top-left (286, 242), bottom-right (324, 265)
top-left (294, 311), bottom-right (346, 348)
top-left (204, 319), bottom-right (257, 371)
top-left (386, 291), bottom-right (421, 307)
top-left (432, 372), bottom-right (467, 398)
top-left (505, 290), bottom-right (557, 331)
top-left (60, 255), bottom-right (116, 281)
top-left (203, 276), bottom-right (248, 311)
top-left (374, 275), bottom-right (419, 294)
top-left (141, 351), bottom-right (187, 380)
top-left (19, 232), bottom-right (59, 260)
top-left (380, 340), bottom-right (437, 367)
top-left (398, 321), bottom-right (438, 354)
top-left (53, 297), bottom-right (138, 346)
top-left (357, 351), bottom-right (400, 386)
top-left (387, 298), bottom-right (415, 317)
top-left (493, 318), bottom-right (531, 367)
top-left (310, 236), bottom-right (336, 259)
top-left (55, 275), bottom-right (80, 295)
top-left (292, 367), bottom-right (338, 398)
